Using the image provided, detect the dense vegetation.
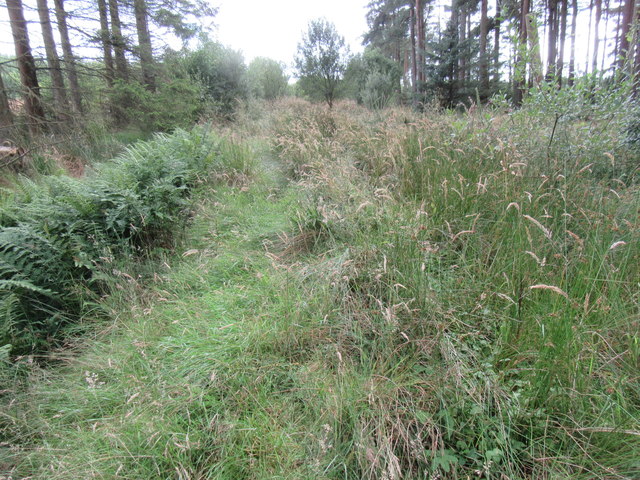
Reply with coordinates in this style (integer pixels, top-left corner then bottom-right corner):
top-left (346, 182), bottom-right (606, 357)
top-left (0, 0), bottom-right (638, 478)
top-left (0, 128), bottom-right (255, 356)
top-left (1, 95), bottom-right (637, 478)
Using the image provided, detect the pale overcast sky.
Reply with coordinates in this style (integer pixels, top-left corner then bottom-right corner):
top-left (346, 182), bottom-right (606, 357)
top-left (214, 0), bottom-right (369, 65)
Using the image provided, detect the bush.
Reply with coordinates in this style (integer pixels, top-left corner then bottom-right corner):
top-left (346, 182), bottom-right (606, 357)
top-left (343, 48), bottom-right (401, 108)
top-left (247, 57), bottom-right (288, 100)
top-left (184, 41), bottom-right (248, 117)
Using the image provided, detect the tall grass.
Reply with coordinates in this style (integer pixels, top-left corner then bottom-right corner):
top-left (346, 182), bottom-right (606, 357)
top-left (1, 98), bottom-right (637, 480)
top-left (269, 98), bottom-right (639, 478)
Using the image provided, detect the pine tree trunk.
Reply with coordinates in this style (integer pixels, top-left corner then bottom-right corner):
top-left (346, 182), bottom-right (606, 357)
top-left (546, 0), bottom-right (558, 80)
top-left (6, 0), bottom-right (46, 134)
top-left (410, 4), bottom-right (417, 98)
top-left (592, 0), bottom-right (602, 72)
top-left (586, 0), bottom-right (593, 72)
top-left (600, 0), bottom-right (611, 72)
top-left (0, 71), bottom-right (13, 131)
top-left (36, 0), bottom-right (69, 119)
top-left (133, 0), bottom-right (155, 91)
top-left (514, 0), bottom-right (529, 105)
top-left (53, 0), bottom-right (83, 113)
top-left (635, 22), bottom-right (640, 94)
top-left (459, 3), bottom-right (467, 86)
top-left (618, 0), bottom-right (636, 71)
top-left (416, 0), bottom-right (425, 86)
top-left (451, 0), bottom-right (460, 105)
top-left (466, 10), bottom-right (472, 83)
top-left (479, 0), bottom-right (489, 98)
top-left (109, 0), bottom-right (128, 81)
top-left (568, 0), bottom-right (578, 85)
top-left (557, 0), bottom-right (568, 85)
top-left (527, 12), bottom-right (543, 84)
top-left (613, 0), bottom-right (623, 62)
top-left (493, 0), bottom-right (501, 87)
top-left (97, 0), bottom-right (114, 86)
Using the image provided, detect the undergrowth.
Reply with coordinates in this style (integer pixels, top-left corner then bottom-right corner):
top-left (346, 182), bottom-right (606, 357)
top-left (1, 98), bottom-right (638, 479)
top-left (0, 127), bottom-right (255, 358)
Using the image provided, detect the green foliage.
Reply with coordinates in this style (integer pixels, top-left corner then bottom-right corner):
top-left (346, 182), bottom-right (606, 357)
top-left (2, 100), bottom-right (638, 480)
top-left (184, 41), bottom-right (248, 116)
top-left (621, 99), bottom-right (640, 165)
top-left (108, 77), bottom-right (202, 132)
top-left (0, 60), bottom-right (21, 100)
top-left (151, 0), bottom-right (218, 41)
top-left (294, 18), bottom-right (350, 108)
top-left (247, 57), bottom-right (288, 100)
top-left (424, 16), bottom-right (480, 107)
top-left (343, 48), bottom-right (401, 109)
top-left (0, 128), bottom-right (223, 356)
top-left (505, 76), bottom-right (638, 181)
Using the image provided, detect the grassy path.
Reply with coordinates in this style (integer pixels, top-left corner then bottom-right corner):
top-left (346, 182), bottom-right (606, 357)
top-left (2, 153), bottom-right (331, 478)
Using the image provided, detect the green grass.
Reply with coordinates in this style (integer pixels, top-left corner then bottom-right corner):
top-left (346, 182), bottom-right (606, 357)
top-left (1, 99), bottom-right (638, 479)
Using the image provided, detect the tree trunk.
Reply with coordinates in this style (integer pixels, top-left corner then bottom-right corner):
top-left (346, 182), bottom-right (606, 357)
top-left (613, 0), bottom-right (623, 62)
top-left (108, 0), bottom-right (128, 81)
top-left (557, 0), bottom-right (568, 85)
top-left (133, 0), bottom-right (155, 91)
top-left (546, 0), bottom-right (559, 80)
top-left (450, 0), bottom-right (460, 105)
top-left (592, 0), bottom-right (602, 72)
top-left (0, 71), bottom-right (13, 132)
top-left (36, 0), bottom-right (69, 119)
top-left (416, 0), bottom-right (425, 86)
top-left (568, 0), bottom-right (578, 85)
top-left (466, 9), bottom-right (472, 83)
top-left (584, 0), bottom-right (593, 73)
top-left (514, 0), bottom-right (529, 105)
top-left (410, 4), bottom-right (417, 97)
top-left (618, 0), bottom-right (636, 71)
top-left (480, 0), bottom-right (489, 98)
top-left (6, 0), bottom-right (46, 134)
top-left (54, 0), bottom-right (83, 113)
top-left (493, 0), bottom-right (501, 87)
top-left (97, 0), bottom-right (114, 86)
top-left (459, 2), bottom-right (467, 85)
top-left (600, 0), bottom-right (611, 72)
top-left (635, 20), bottom-right (640, 94)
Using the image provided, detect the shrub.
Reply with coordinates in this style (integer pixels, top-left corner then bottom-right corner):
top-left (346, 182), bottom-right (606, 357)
top-left (247, 57), bottom-right (288, 100)
top-left (184, 41), bottom-right (248, 117)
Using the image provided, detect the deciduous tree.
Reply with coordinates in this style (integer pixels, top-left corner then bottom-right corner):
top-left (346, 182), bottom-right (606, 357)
top-left (294, 18), bottom-right (350, 108)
